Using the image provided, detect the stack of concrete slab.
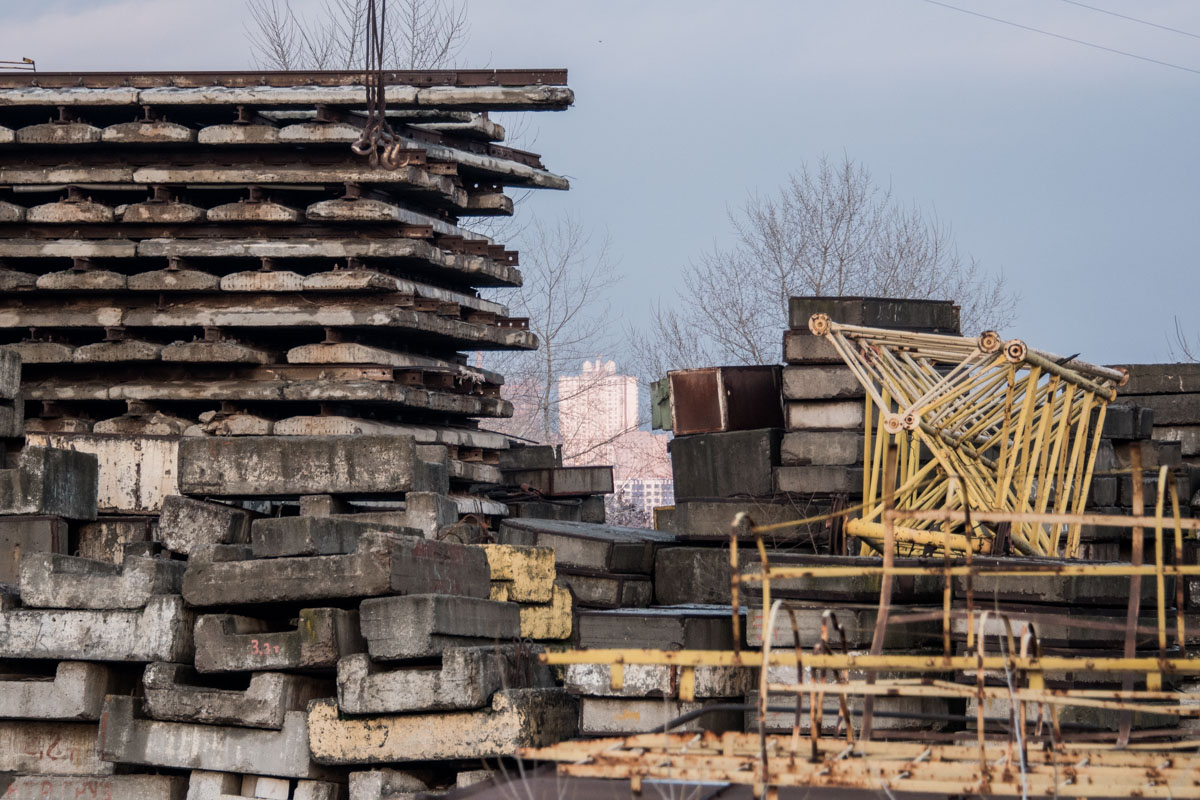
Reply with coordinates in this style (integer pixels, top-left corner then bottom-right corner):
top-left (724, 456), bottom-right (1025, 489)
top-left (0, 68), bottom-right (574, 517)
top-left (740, 552), bottom-right (953, 736)
top-left (566, 605), bottom-right (750, 735)
top-left (497, 517), bottom-right (675, 610)
top-left (952, 559), bottom-right (1179, 734)
top-left (496, 444), bottom-right (610, 524)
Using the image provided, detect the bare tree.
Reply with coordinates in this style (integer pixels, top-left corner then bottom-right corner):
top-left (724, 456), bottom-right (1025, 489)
top-left (1169, 316), bottom-right (1198, 362)
top-left (628, 154), bottom-right (1018, 376)
top-left (484, 215), bottom-right (623, 447)
top-left (245, 0), bottom-right (468, 70)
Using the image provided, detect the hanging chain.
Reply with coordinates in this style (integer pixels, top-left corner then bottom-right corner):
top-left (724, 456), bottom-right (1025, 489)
top-left (350, 0), bottom-right (415, 170)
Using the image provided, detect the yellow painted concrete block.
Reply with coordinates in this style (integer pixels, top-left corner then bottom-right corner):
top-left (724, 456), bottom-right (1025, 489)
top-left (306, 690), bottom-right (577, 764)
top-left (481, 544), bottom-right (554, 603)
top-left (519, 583), bottom-right (572, 640)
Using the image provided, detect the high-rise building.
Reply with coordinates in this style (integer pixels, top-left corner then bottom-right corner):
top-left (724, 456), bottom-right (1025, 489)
top-left (557, 358), bottom-right (639, 463)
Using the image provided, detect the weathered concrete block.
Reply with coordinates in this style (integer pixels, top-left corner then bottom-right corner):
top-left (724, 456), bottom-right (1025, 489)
top-left (1119, 393), bottom-right (1200, 427)
top-left (0, 721), bottom-right (112, 774)
top-left (746, 603), bottom-right (938, 649)
top-left (158, 495), bottom-right (255, 555)
top-left (186, 772), bottom-right (343, 800)
top-left (306, 689), bottom-right (578, 764)
top-left (1118, 363), bottom-right (1200, 396)
top-left (348, 770), bottom-right (427, 800)
top-left (559, 572), bottom-right (651, 609)
top-left (773, 465), bottom-right (863, 495)
top-left (742, 554), bottom-right (942, 603)
top-left (748, 689), bottom-right (948, 733)
top-left (24, 432), bottom-right (178, 514)
top-left (955, 563), bottom-right (1165, 608)
top-left (0, 661), bottom-right (126, 720)
top-left (497, 444), bottom-right (562, 470)
top-left (19, 553), bottom-right (186, 609)
top-left (99, 695), bottom-right (336, 779)
top-left (183, 532), bottom-right (490, 606)
top-left (500, 466), bottom-right (614, 497)
top-left (338, 645), bottom-right (554, 714)
top-left (359, 594), bottom-right (520, 660)
top-left (780, 431), bottom-right (862, 466)
top-left (498, 518), bottom-right (674, 574)
top-left (251, 516), bottom-right (422, 558)
top-left (566, 663), bottom-right (750, 699)
top-left (0, 447), bottom-right (98, 520)
top-left (178, 435), bottom-right (447, 497)
top-left (578, 605), bottom-right (736, 650)
top-left (785, 400), bottom-right (864, 431)
top-left (670, 429), bottom-right (780, 499)
top-left (482, 544), bottom-right (555, 603)
top-left (783, 330), bottom-right (842, 364)
top-left (3, 775), bottom-right (185, 800)
top-left (788, 296), bottom-right (960, 333)
top-left (967, 694), bottom-right (1174, 732)
top-left (1155, 425), bottom-right (1200, 456)
top-left (654, 547), bottom-right (732, 605)
top-left (0, 347), bottom-right (19, 400)
top-left (580, 698), bottom-right (741, 735)
top-left (781, 365), bottom-right (863, 400)
top-left (144, 663), bottom-right (332, 729)
top-left (402, 492), bottom-right (460, 538)
top-left (195, 608), bottom-right (365, 673)
top-left (0, 515), bottom-right (67, 584)
top-left (0, 395), bottom-right (23, 438)
top-left (0, 595), bottom-right (194, 661)
top-left (79, 515), bottom-right (156, 564)
top-left (519, 583), bottom-right (573, 640)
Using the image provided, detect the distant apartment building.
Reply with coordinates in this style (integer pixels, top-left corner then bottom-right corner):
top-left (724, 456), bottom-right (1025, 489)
top-left (558, 359), bottom-right (673, 521)
top-left (557, 358), bottom-right (639, 464)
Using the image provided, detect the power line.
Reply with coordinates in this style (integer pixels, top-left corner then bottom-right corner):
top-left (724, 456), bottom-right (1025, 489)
top-left (1058, 0), bottom-right (1200, 42)
top-left (919, 0), bottom-right (1200, 76)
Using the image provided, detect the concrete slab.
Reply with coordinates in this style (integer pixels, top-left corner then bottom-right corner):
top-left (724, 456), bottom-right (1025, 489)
top-left (578, 605), bottom-right (737, 650)
top-left (0, 661), bottom-right (125, 720)
top-left (144, 662), bottom-right (332, 729)
top-left (482, 544), bottom-right (555, 603)
top-left (306, 689), bottom-right (578, 764)
top-left (129, 268), bottom-right (221, 291)
top-left (785, 400), bottom-right (864, 431)
top-left (184, 533), bottom-right (490, 606)
top-left (195, 608), bottom-right (365, 673)
top-left (670, 429), bottom-right (780, 499)
top-left (748, 689), bottom-right (949, 733)
top-left (654, 547), bottom-right (731, 605)
top-left (497, 518), bottom-right (674, 574)
top-left (559, 571), bottom-right (651, 609)
top-left (499, 466), bottom-right (614, 497)
top-left (78, 515), bottom-right (156, 564)
top-left (178, 436), bottom-right (448, 497)
top-left (359, 594), bottom-right (521, 660)
top-left (251, 516), bottom-right (422, 558)
top-left (0, 515), bottom-right (67, 585)
top-left (518, 583), bottom-right (573, 640)
top-left (780, 431), bottom-right (863, 466)
top-left (788, 297), bottom-right (960, 333)
top-left (0, 446), bottom-right (98, 520)
top-left (159, 495), bottom-right (255, 555)
top-left (162, 340), bottom-right (275, 364)
top-left (0, 594), bottom-right (194, 661)
top-left (103, 119), bottom-right (196, 143)
top-left (579, 698), bottom-right (741, 735)
top-left (0, 347), bottom-right (19, 400)
top-left (185, 772), bottom-right (343, 800)
top-left (566, 663), bottom-right (750, 699)
top-left (19, 552), bottom-right (186, 609)
top-left (743, 554), bottom-right (942, 603)
top-left (348, 771), bottom-right (427, 800)
top-left (773, 465), bottom-right (864, 495)
top-left (746, 603), bottom-right (939, 649)
top-left (23, 433), bottom-right (176, 515)
top-left (337, 645), bottom-right (554, 714)
top-left (0, 721), bottom-right (112, 774)
top-left (783, 329), bottom-right (849, 364)
top-left (99, 695), bottom-right (336, 779)
top-left (122, 201), bottom-right (207, 224)
top-left (3, 775), bottom-right (185, 800)
top-left (781, 365), bottom-right (864, 400)
top-left (672, 498), bottom-right (832, 544)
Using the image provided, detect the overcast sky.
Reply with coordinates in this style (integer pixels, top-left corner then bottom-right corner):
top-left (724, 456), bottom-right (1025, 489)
top-left (2, 0), bottom-right (1197, 364)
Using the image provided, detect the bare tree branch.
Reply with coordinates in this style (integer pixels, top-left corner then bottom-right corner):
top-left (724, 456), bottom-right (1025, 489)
top-left (629, 154), bottom-right (1020, 377)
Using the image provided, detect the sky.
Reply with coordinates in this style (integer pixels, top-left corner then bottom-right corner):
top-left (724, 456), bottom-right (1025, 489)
top-left (1, 0), bottom-right (1197, 365)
